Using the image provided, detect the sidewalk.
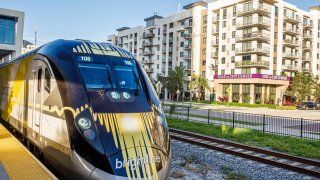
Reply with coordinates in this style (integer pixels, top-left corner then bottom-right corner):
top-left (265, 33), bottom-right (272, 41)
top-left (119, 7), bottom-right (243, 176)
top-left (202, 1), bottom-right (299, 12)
top-left (163, 100), bottom-right (320, 120)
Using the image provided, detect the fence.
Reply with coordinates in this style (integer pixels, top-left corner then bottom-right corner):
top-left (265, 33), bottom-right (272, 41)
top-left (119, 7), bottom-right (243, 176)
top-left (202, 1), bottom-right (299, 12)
top-left (163, 104), bottom-right (320, 140)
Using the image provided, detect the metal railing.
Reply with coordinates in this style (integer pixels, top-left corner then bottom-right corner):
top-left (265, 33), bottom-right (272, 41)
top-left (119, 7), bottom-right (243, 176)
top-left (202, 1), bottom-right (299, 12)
top-left (235, 60), bottom-right (269, 68)
top-left (163, 104), bottom-right (320, 140)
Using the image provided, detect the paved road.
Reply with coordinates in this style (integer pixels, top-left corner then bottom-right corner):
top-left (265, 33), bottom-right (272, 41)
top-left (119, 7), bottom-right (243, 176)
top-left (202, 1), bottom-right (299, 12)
top-left (163, 102), bottom-right (320, 139)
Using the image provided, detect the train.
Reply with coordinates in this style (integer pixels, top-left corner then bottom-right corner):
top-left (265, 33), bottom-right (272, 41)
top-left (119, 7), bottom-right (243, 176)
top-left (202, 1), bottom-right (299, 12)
top-left (0, 39), bottom-right (171, 179)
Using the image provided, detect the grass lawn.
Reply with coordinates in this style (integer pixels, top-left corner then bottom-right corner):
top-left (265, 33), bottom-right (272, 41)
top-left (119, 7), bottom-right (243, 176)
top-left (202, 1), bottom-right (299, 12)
top-left (167, 117), bottom-right (320, 160)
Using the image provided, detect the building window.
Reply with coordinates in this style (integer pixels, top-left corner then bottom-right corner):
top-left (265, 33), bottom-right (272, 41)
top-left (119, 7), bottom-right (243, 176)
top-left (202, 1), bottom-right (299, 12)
top-left (222, 21), bottom-right (226, 28)
top-left (232, 31), bottom-right (235, 38)
top-left (0, 16), bottom-right (15, 45)
top-left (180, 52), bottom-right (184, 57)
top-left (221, 70), bottom-right (225, 75)
top-left (222, 33), bottom-right (226, 40)
top-left (232, 84), bottom-right (239, 102)
top-left (231, 56), bottom-right (235, 63)
top-left (222, 45), bottom-right (226, 52)
top-left (223, 9), bottom-right (227, 19)
top-left (203, 26), bottom-right (207, 33)
top-left (232, 44), bottom-right (235, 50)
top-left (242, 55), bottom-right (251, 61)
top-left (181, 32), bottom-right (184, 37)
top-left (241, 68), bottom-right (251, 74)
top-left (231, 69), bottom-right (235, 75)
top-left (232, 19), bottom-right (236, 26)
top-left (233, 6), bottom-right (237, 16)
top-left (222, 57), bottom-right (225, 64)
top-left (257, 68), bottom-right (261, 74)
top-left (203, 15), bottom-right (207, 23)
top-left (202, 49), bottom-right (206, 55)
top-left (180, 42), bottom-right (184, 47)
top-left (222, 84), bottom-right (229, 96)
top-left (202, 37), bottom-right (206, 44)
top-left (169, 23), bottom-right (173, 28)
top-left (254, 84), bottom-right (262, 103)
top-left (242, 84), bottom-right (250, 103)
top-left (202, 60), bottom-right (206, 66)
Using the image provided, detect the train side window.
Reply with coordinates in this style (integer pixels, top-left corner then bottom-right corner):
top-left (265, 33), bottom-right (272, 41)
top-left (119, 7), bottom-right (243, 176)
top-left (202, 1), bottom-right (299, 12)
top-left (37, 68), bottom-right (43, 93)
top-left (44, 67), bottom-right (51, 93)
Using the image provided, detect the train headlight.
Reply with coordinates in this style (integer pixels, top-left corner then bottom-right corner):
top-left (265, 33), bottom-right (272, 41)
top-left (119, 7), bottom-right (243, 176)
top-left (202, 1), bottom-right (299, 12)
top-left (78, 117), bottom-right (91, 130)
top-left (83, 129), bottom-right (96, 141)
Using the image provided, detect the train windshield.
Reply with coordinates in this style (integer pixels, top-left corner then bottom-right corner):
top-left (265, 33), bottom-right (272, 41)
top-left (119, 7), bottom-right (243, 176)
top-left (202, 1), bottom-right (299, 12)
top-left (78, 63), bottom-right (115, 89)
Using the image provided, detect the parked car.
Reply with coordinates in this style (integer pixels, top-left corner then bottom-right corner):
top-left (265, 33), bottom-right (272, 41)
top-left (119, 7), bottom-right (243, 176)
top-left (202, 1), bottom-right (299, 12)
top-left (315, 102), bottom-right (320, 110)
top-left (297, 102), bottom-right (316, 110)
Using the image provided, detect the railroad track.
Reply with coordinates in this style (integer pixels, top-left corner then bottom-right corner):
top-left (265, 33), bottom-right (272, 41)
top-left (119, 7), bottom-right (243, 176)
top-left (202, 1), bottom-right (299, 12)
top-left (170, 128), bottom-right (320, 178)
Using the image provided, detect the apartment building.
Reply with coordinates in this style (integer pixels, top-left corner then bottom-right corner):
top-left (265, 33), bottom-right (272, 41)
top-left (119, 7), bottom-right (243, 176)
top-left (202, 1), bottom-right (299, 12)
top-left (109, 0), bottom-right (320, 104)
top-left (115, 26), bottom-right (144, 62)
top-left (0, 8), bottom-right (24, 63)
top-left (206, 0), bottom-right (320, 104)
top-left (111, 2), bottom-right (207, 99)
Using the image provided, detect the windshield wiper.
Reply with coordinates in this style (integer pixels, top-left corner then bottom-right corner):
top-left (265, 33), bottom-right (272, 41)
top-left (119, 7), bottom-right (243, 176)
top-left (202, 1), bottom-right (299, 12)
top-left (132, 68), bottom-right (141, 96)
top-left (99, 67), bottom-right (113, 96)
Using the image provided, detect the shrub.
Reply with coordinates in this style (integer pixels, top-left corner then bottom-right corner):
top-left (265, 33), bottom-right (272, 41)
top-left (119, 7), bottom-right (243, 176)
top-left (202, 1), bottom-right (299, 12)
top-left (275, 106), bottom-right (296, 110)
top-left (218, 96), bottom-right (229, 102)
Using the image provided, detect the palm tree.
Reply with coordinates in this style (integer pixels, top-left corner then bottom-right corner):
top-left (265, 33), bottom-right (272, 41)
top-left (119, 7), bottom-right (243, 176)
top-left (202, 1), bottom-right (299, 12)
top-left (167, 66), bottom-right (187, 100)
top-left (192, 75), bottom-right (210, 101)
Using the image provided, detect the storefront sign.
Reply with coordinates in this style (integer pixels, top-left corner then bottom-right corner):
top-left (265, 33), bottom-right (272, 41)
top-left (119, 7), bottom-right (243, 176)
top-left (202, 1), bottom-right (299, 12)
top-left (214, 74), bottom-right (292, 81)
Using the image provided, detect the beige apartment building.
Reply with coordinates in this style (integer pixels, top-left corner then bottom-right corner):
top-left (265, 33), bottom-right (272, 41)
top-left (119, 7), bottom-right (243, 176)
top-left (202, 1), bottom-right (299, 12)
top-left (108, 0), bottom-right (320, 104)
top-left (206, 0), bottom-right (320, 104)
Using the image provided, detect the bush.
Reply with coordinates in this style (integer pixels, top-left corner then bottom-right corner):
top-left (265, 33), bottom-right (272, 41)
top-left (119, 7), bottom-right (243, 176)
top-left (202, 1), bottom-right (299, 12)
top-left (218, 96), bottom-right (229, 102)
top-left (275, 106), bottom-right (296, 110)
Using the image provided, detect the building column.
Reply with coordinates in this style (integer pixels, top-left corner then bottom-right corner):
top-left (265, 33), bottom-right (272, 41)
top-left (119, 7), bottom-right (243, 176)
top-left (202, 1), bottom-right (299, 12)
top-left (250, 84), bottom-right (255, 104)
top-left (228, 84), bottom-right (233, 102)
top-left (239, 84), bottom-right (243, 103)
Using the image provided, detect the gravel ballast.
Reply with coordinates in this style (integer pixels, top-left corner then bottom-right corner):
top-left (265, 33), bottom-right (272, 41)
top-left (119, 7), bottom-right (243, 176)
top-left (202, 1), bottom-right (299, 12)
top-left (169, 139), bottom-right (317, 180)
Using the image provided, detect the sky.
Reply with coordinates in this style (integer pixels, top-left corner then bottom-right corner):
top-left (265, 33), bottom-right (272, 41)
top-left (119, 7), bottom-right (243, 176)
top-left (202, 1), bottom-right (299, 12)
top-left (0, 0), bottom-right (319, 45)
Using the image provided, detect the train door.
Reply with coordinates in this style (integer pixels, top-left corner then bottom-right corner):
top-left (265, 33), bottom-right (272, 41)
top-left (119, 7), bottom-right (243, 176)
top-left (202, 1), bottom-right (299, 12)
top-left (32, 60), bottom-right (44, 141)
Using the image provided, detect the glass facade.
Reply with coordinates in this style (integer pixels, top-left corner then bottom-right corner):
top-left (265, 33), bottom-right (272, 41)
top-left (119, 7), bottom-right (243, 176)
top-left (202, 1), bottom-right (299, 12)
top-left (0, 16), bottom-right (15, 45)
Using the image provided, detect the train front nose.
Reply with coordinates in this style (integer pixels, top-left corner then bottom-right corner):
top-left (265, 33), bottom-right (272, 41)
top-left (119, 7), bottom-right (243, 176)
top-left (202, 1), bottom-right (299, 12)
top-left (90, 147), bottom-right (170, 180)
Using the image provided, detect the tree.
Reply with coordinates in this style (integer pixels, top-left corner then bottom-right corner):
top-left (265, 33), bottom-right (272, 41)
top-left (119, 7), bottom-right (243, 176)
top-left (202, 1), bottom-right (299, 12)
top-left (167, 66), bottom-right (187, 100)
top-left (192, 75), bottom-right (210, 101)
top-left (287, 72), bottom-right (314, 103)
top-left (313, 76), bottom-right (320, 102)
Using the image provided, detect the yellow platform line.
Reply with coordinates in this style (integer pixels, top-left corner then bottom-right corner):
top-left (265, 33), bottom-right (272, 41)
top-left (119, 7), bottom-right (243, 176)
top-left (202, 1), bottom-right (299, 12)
top-left (0, 124), bottom-right (57, 180)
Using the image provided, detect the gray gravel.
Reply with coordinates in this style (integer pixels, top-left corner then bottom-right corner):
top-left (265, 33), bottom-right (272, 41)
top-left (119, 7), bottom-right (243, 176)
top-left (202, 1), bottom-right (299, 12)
top-left (169, 139), bottom-right (318, 180)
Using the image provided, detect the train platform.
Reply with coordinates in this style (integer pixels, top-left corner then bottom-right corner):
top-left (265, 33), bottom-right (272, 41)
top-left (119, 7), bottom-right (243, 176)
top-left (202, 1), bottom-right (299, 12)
top-left (0, 123), bottom-right (56, 180)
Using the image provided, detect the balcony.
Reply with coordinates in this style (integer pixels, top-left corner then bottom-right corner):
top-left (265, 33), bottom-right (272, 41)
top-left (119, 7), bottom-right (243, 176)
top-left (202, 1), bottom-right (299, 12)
top-left (283, 39), bottom-right (299, 48)
top-left (184, 33), bottom-right (192, 39)
top-left (235, 47), bottom-right (270, 55)
top-left (183, 22), bottom-right (193, 29)
top-left (145, 68), bottom-right (154, 73)
top-left (168, 57), bottom-right (173, 62)
top-left (162, 58), bottom-right (166, 63)
top-left (143, 51), bottom-right (154, 56)
top-left (302, 56), bottom-right (312, 62)
top-left (283, 14), bottom-right (300, 24)
top-left (184, 55), bottom-right (192, 60)
top-left (236, 5), bottom-right (271, 17)
top-left (169, 38), bottom-right (173, 43)
top-left (212, 29), bottom-right (219, 35)
top-left (302, 67), bottom-right (311, 73)
top-left (168, 47), bottom-right (173, 53)
top-left (302, 44), bottom-right (312, 51)
top-left (236, 19), bottom-right (270, 29)
top-left (211, 40), bottom-right (219, 47)
top-left (303, 23), bottom-right (313, 29)
top-left (236, 32), bottom-right (269, 42)
top-left (211, 52), bottom-right (218, 58)
top-left (143, 60), bottom-right (154, 64)
top-left (282, 52), bottom-right (300, 59)
top-left (142, 42), bottom-right (153, 47)
top-left (283, 27), bottom-right (300, 35)
top-left (282, 65), bottom-right (300, 71)
top-left (303, 33), bottom-right (312, 40)
top-left (235, 60), bottom-right (269, 69)
top-left (163, 29), bottom-right (167, 35)
top-left (212, 16), bottom-right (220, 24)
top-left (184, 44), bottom-right (192, 49)
top-left (210, 64), bottom-right (218, 70)
top-left (143, 33), bottom-right (155, 39)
